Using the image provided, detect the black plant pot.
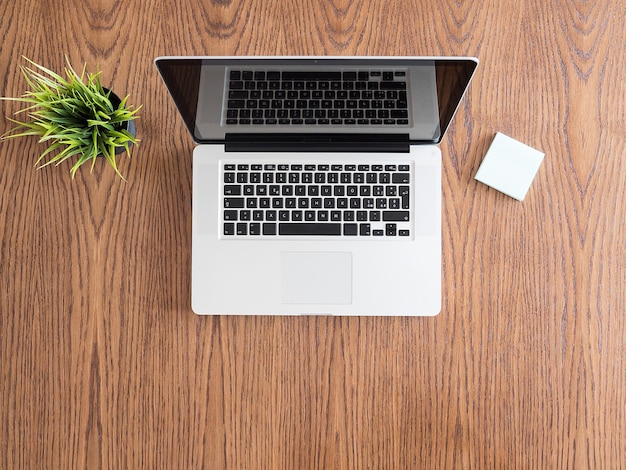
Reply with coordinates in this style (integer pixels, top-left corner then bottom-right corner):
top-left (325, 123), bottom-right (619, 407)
top-left (104, 88), bottom-right (136, 154)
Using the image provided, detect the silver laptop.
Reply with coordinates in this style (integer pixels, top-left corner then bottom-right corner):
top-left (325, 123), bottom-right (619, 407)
top-left (155, 56), bottom-right (477, 315)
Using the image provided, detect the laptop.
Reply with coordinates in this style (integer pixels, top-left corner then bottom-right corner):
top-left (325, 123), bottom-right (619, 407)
top-left (155, 56), bottom-right (478, 315)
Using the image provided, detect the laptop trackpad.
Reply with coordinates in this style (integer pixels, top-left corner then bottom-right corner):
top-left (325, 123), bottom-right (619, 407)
top-left (280, 252), bottom-right (352, 305)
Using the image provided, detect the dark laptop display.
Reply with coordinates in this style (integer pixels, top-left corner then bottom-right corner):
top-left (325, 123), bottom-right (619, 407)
top-left (156, 57), bottom-right (477, 147)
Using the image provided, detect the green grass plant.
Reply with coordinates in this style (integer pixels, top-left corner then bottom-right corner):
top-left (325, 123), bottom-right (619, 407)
top-left (1, 57), bottom-right (141, 179)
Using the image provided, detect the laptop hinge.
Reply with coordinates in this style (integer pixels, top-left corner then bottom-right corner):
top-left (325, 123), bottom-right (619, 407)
top-left (224, 133), bottom-right (410, 153)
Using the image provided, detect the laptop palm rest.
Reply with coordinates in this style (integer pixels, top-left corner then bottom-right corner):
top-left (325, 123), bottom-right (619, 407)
top-left (280, 252), bottom-right (352, 305)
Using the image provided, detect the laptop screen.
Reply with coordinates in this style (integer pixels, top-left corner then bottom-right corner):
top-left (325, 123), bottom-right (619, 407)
top-left (155, 57), bottom-right (477, 145)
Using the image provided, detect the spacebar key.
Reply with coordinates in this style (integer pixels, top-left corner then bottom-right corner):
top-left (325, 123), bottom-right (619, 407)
top-left (279, 223), bottom-right (341, 235)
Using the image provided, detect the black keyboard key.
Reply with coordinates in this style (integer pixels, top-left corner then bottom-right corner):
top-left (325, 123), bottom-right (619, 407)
top-left (282, 71), bottom-right (342, 81)
top-left (344, 224), bottom-right (358, 236)
top-left (228, 99), bottom-right (246, 108)
top-left (263, 223), bottom-right (277, 235)
top-left (229, 91), bottom-right (249, 100)
top-left (224, 185), bottom-right (241, 195)
top-left (224, 223), bottom-right (235, 235)
top-left (279, 223), bottom-right (341, 236)
top-left (223, 210), bottom-right (238, 221)
top-left (392, 173), bottom-right (410, 183)
top-left (379, 81), bottom-right (406, 90)
top-left (383, 211), bottom-right (410, 221)
top-left (224, 198), bottom-right (245, 208)
top-left (250, 223), bottom-right (261, 235)
top-left (400, 186), bottom-right (410, 209)
top-left (391, 110), bottom-right (408, 119)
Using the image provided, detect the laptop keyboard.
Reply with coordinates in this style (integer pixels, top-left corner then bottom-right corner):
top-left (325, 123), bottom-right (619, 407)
top-left (221, 162), bottom-right (412, 238)
top-left (225, 70), bottom-right (409, 126)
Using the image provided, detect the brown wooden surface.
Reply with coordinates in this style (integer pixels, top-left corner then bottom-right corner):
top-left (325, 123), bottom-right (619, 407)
top-left (1, 0), bottom-right (624, 468)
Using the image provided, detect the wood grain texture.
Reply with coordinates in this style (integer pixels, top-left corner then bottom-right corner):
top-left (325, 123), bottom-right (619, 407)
top-left (1, 0), bottom-right (624, 468)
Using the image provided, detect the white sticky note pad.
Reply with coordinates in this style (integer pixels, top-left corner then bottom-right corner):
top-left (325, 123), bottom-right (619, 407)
top-left (475, 132), bottom-right (545, 201)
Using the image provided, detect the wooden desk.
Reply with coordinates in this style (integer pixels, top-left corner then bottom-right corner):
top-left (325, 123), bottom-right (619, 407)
top-left (1, 0), bottom-right (624, 467)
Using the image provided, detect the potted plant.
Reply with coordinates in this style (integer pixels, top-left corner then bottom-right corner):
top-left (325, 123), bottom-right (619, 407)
top-left (1, 56), bottom-right (141, 179)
